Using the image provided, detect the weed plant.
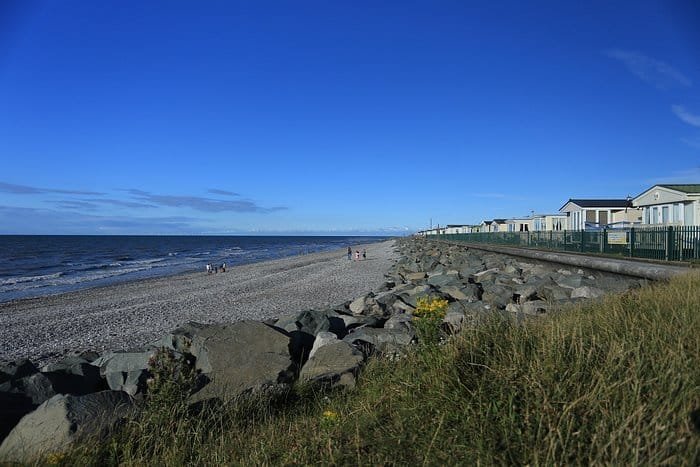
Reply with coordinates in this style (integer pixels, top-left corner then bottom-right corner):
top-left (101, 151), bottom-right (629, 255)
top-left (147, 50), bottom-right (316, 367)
top-left (60, 272), bottom-right (699, 466)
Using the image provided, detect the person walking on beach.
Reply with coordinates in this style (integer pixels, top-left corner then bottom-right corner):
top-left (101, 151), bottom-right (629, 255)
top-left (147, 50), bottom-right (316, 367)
top-left (355, 250), bottom-right (360, 261)
top-left (206, 263), bottom-right (211, 274)
top-left (221, 262), bottom-right (226, 272)
top-left (347, 246), bottom-right (352, 260)
top-left (362, 249), bottom-right (366, 260)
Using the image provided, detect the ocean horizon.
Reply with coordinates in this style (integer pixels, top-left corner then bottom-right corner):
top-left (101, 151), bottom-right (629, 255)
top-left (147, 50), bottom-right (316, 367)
top-left (0, 235), bottom-right (391, 303)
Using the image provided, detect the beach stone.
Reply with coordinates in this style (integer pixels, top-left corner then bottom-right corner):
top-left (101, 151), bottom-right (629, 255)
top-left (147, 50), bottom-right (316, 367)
top-left (349, 294), bottom-right (371, 315)
top-left (91, 351), bottom-right (155, 396)
top-left (513, 284), bottom-right (539, 303)
top-left (440, 285), bottom-right (479, 302)
top-left (404, 272), bottom-right (428, 282)
top-left (391, 296), bottom-right (415, 312)
top-left (539, 284), bottom-right (570, 301)
top-left (344, 327), bottom-right (414, 358)
top-left (0, 373), bottom-right (57, 443)
top-left (481, 283), bottom-right (513, 308)
top-left (42, 357), bottom-right (103, 396)
top-left (522, 300), bottom-right (549, 315)
top-left (571, 286), bottom-right (605, 299)
top-left (442, 310), bottom-right (467, 334)
top-left (427, 274), bottom-right (458, 287)
top-left (383, 314), bottom-right (413, 333)
top-left (0, 391), bottom-right (133, 463)
top-left (188, 321), bottom-right (295, 402)
top-left (299, 341), bottom-right (364, 389)
top-left (308, 332), bottom-right (338, 359)
top-left (274, 309), bottom-right (346, 361)
top-left (555, 274), bottom-right (584, 289)
top-left (0, 359), bottom-right (38, 384)
top-left (469, 268), bottom-right (500, 283)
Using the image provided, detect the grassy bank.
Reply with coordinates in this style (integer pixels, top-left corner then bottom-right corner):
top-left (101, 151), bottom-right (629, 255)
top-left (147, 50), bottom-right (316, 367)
top-left (64, 272), bottom-right (699, 466)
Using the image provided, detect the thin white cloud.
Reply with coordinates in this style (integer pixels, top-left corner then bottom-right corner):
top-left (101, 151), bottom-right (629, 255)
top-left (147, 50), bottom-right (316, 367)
top-left (605, 49), bottom-right (692, 88)
top-left (0, 181), bottom-right (104, 195)
top-left (126, 189), bottom-right (287, 213)
top-left (672, 105), bottom-right (700, 128)
top-left (651, 167), bottom-right (700, 184)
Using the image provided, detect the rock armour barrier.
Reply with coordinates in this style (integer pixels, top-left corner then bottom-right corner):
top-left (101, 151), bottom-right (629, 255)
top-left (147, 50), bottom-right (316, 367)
top-left (435, 239), bottom-right (691, 281)
top-left (0, 237), bottom-right (651, 462)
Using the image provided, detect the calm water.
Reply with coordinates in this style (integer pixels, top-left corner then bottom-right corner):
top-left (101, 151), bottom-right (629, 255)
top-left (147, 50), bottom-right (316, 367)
top-left (0, 235), bottom-right (389, 303)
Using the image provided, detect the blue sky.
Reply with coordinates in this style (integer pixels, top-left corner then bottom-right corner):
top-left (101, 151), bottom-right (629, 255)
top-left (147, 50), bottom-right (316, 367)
top-left (1, 1), bottom-right (699, 235)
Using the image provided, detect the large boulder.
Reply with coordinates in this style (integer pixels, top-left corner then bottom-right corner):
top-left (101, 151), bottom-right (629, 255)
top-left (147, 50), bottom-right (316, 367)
top-left (308, 332), bottom-right (339, 359)
top-left (0, 359), bottom-right (38, 384)
top-left (273, 309), bottom-right (346, 361)
top-left (91, 351), bottom-right (156, 396)
top-left (188, 321), bottom-right (296, 403)
top-left (299, 341), bottom-right (364, 389)
top-left (343, 327), bottom-right (414, 358)
top-left (0, 391), bottom-right (133, 463)
top-left (0, 372), bottom-right (56, 442)
top-left (42, 355), bottom-right (104, 396)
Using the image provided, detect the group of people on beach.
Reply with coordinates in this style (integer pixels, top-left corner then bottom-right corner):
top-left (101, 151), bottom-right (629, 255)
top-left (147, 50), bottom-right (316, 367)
top-left (347, 247), bottom-right (366, 261)
top-left (206, 263), bottom-right (226, 274)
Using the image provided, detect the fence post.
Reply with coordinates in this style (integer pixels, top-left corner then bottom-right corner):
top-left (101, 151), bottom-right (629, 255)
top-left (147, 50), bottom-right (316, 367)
top-left (580, 230), bottom-right (584, 253)
top-left (665, 226), bottom-right (673, 261)
top-left (600, 228), bottom-right (606, 253)
top-left (629, 228), bottom-right (635, 258)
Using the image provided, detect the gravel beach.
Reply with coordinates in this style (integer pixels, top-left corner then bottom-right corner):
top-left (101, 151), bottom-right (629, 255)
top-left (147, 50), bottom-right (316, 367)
top-left (0, 240), bottom-right (397, 366)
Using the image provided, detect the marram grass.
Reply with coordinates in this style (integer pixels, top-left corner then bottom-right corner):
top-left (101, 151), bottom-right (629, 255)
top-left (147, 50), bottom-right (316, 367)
top-left (60, 272), bottom-right (699, 466)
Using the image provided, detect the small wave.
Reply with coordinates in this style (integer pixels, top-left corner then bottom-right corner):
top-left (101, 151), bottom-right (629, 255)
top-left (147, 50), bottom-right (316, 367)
top-left (0, 272), bottom-right (64, 286)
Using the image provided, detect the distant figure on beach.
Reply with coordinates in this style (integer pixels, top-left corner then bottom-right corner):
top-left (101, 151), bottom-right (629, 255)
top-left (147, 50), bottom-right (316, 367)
top-left (221, 262), bottom-right (226, 272)
top-left (355, 250), bottom-right (360, 261)
top-left (362, 249), bottom-right (366, 260)
top-left (206, 263), bottom-right (211, 274)
top-left (347, 246), bottom-right (352, 260)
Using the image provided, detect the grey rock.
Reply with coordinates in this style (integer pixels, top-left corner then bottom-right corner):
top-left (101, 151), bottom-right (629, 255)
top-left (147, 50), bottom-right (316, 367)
top-left (521, 300), bottom-right (549, 315)
top-left (0, 373), bottom-right (57, 442)
top-left (571, 286), bottom-right (605, 299)
top-left (383, 314), bottom-right (413, 333)
top-left (344, 327), bottom-right (414, 358)
top-left (404, 272), bottom-right (428, 281)
top-left (555, 274), bottom-right (584, 289)
top-left (299, 341), bottom-right (363, 389)
top-left (189, 321), bottom-right (295, 402)
top-left (308, 332), bottom-right (338, 359)
top-left (469, 268), bottom-right (500, 283)
top-left (427, 274), bottom-right (458, 287)
top-left (91, 351), bottom-right (155, 396)
top-left (42, 356), bottom-right (103, 396)
top-left (442, 310), bottom-right (467, 334)
top-left (0, 391), bottom-right (133, 463)
top-left (0, 359), bottom-right (38, 384)
top-left (440, 285), bottom-right (479, 302)
top-left (481, 283), bottom-right (513, 308)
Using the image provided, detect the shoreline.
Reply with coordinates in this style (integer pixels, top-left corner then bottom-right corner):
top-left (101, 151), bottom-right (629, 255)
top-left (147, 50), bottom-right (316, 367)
top-left (0, 240), bottom-right (397, 366)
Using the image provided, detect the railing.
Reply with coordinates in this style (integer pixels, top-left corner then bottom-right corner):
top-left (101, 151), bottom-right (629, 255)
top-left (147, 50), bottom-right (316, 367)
top-left (432, 226), bottom-right (700, 262)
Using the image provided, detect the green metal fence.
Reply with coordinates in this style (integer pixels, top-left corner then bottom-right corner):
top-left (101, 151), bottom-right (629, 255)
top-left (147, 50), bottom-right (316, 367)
top-left (434, 226), bottom-right (700, 262)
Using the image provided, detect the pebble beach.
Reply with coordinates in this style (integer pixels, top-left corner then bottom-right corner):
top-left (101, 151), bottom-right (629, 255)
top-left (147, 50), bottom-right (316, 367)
top-left (0, 240), bottom-right (397, 366)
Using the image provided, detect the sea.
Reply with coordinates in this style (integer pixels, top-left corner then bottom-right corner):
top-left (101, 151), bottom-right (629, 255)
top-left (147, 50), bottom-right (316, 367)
top-left (0, 235), bottom-right (390, 303)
